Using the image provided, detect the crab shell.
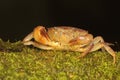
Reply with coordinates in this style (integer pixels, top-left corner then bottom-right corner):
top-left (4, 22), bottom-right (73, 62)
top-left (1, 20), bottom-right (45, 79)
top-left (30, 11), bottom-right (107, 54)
top-left (33, 26), bottom-right (93, 46)
top-left (23, 26), bottom-right (116, 64)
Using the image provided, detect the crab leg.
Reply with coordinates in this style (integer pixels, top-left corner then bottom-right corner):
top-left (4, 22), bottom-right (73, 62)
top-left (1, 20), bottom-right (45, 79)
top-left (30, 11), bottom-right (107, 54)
top-left (77, 36), bottom-right (116, 64)
top-left (90, 42), bottom-right (116, 64)
top-left (76, 43), bottom-right (93, 57)
top-left (22, 32), bottom-right (53, 50)
top-left (23, 32), bottom-right (33, 43)
top-left (76, 44), bottom-right (94, 62)
top-left (23, 41), bottom-right (53, 50)
top-left (90, 36), bottom-right (116, 64)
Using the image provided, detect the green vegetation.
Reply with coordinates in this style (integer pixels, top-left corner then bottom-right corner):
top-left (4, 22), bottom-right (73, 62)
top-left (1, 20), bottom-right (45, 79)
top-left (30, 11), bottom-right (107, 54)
top-left (0, 39), bottom-right (120, 80)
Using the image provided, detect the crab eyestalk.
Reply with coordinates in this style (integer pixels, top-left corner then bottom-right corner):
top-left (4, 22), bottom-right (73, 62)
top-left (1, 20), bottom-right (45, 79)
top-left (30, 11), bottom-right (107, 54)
top-left (33, 26), bottom-right (51, 45)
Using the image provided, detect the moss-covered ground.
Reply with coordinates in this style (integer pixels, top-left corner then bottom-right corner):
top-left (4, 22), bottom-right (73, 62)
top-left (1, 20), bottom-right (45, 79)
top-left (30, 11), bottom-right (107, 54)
top-left (0, 39), bottom-right (120, 80)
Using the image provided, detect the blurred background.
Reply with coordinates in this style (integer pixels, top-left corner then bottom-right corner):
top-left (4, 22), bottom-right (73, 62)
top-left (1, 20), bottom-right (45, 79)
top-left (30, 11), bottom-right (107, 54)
top-left (0, 0), bottom-right (120, 50)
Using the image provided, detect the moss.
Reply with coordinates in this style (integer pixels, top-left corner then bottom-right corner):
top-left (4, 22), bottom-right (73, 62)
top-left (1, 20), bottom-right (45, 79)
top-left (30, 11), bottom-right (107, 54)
top-left (0, 39), bottom-right (25, 52)
top-left (0, 39), bottom-right (120, 80)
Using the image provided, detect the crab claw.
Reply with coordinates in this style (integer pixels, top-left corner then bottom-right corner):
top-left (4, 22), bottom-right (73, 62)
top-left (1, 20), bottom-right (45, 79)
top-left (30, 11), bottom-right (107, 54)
top-left (33, 26), bottom-right (51, 45)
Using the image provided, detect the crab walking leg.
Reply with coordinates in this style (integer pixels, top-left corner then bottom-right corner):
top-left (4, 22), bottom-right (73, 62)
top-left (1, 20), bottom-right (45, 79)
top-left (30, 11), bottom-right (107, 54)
top-left (90, 42), bottom-right (116, 64)
top-left (23, 32), bottom-right (33, 42)
top-left (23, 41), bottom-right (53, 50)
top-left (92, 36), bottom-right (115, 64)
top-left (92, 36), bottom-right (114, 46)
top-left (76, 43), bottom-right (94, 58)
top-left (92, 36), bottom-right (106, 52)
top-left (22, 32), bottom-right (53, 50)
top-left (76, 36), bottom-right (104, 57)
top-left (92, 36), bottom-right (104, 44)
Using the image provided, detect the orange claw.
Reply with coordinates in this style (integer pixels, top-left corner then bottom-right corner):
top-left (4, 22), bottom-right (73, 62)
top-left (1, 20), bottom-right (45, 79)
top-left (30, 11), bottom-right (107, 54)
top-left (33, 26), bottom-right (51, 45)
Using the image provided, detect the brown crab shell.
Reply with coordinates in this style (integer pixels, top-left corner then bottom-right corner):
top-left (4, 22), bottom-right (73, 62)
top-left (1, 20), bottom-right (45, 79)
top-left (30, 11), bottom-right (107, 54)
top-left (47, 26), bottom-right (90, 44)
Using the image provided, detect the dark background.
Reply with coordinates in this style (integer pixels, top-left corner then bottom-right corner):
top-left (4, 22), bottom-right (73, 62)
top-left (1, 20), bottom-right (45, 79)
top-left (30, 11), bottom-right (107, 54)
top-left (0, 0), bottom-right (120, 50)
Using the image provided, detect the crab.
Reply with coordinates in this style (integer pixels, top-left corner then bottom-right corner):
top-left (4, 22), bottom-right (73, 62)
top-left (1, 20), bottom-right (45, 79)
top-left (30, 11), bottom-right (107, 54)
top-left (23, 26), bottom-right (116, 64)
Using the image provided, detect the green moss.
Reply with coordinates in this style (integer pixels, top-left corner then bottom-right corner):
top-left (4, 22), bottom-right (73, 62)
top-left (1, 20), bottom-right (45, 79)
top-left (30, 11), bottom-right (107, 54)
top-left (0, 39), bottom-right (120, 80)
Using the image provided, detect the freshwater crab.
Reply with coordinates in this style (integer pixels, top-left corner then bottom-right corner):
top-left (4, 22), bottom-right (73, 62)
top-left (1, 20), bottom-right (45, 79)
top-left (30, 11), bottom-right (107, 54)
top-left (23, 26), bottom-right (116, 64)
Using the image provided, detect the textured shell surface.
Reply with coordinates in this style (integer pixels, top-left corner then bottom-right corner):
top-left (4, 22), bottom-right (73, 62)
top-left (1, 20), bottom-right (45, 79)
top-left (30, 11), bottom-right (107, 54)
top-left (47, 26), bottom-right (88, 43)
